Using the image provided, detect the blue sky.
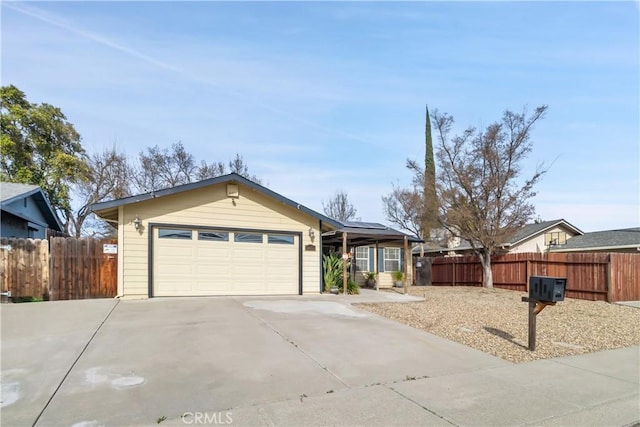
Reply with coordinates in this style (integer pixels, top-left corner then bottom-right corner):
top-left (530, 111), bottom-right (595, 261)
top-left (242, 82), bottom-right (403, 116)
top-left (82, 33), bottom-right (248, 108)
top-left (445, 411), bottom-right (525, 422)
top-left (2, 1), bottom-right (638, 232)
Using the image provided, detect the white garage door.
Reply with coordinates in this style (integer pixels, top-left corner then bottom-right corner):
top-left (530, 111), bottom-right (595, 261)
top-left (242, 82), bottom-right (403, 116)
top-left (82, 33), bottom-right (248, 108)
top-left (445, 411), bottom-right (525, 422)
top-left (153, 227), bottom-right (299, 296)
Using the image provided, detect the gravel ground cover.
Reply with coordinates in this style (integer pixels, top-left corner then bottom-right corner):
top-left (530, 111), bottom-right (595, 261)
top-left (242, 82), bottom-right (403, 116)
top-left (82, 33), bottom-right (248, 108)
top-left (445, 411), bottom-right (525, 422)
top-left (356, 286), bottom-right (640, 363)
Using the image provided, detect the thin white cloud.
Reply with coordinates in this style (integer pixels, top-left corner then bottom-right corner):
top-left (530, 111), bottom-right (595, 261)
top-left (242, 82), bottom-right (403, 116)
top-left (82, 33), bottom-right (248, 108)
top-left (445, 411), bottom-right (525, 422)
top-left (3, 2), bottom-right (183, 74)
top-left (3, 1), bottom-right (374, 147)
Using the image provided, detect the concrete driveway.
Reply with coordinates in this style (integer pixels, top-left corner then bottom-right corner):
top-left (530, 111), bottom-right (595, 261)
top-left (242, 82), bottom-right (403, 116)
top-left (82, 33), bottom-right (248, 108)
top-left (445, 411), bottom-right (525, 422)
top-left (2, 295), bottom-right (638, 426)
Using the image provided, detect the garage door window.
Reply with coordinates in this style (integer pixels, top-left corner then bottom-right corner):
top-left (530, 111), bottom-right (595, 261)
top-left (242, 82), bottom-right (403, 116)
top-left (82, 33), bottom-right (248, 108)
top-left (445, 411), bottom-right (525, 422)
top-left (268, 234), bottom-right (294, 245)
top-left (159, 228), bottom-right (192, 239)
top-left (198, 231), bottom-right (229, 241)
top-left (234, 232), bottom-right (263, 243)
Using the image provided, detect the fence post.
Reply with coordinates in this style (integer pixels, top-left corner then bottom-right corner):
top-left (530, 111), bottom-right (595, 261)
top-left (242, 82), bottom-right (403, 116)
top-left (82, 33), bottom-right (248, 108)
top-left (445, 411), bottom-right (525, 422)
top-left (452, 260), bottom-right (456, 286)
top-left (606, 254), bottom-right (613, 303)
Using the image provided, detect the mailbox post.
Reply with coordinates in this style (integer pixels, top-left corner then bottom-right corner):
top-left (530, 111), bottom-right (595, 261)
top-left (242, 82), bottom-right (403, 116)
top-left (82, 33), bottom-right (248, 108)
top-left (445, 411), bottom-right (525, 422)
top-left (522, 276), bottom-right (566, 351)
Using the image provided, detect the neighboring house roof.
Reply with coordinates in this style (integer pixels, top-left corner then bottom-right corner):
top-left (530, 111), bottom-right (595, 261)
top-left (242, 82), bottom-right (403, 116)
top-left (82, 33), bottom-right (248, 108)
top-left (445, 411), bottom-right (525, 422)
top-left (1, 182), bottom-right (41, 202)
top-left (502, 219), bottom-right (583, 247)
top-left (90, 173), bottom-right (342, 228)
top-left (323, 221), bottom-right (423, 246)
top-left (412, 219), bottom-right (583, 254)
top-left (0, 182), bottom-right (63, 231)
top-left (549, 227), bottom-right (640, 252)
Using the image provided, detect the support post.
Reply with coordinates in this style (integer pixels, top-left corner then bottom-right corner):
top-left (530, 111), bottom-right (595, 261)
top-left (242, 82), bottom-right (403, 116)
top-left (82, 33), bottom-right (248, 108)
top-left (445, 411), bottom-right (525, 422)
top-left (375, 241), bottom-right (379, 291)
top-left (606, 254), bottom-right (613, 303)
top-left (342, 232), bottom-right (348, 295)
top-left (522, 297), bottom-right (556, 351)
top-left (527, 299), bottom-right (537, 351)
top-left (403, 235), bottom-right (409, 295)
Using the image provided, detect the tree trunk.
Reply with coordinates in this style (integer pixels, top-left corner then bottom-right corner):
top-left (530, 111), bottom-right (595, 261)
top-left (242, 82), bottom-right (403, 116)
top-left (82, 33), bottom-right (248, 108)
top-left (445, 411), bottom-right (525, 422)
top-left (481, 255), bottom-right (493, 288)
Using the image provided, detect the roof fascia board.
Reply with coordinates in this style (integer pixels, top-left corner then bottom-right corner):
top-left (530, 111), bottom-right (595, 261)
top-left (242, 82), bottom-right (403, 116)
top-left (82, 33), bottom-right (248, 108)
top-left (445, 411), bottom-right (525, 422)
top-left (504, 220), bottom-right (584, 247)
top-left (1, 207), bottom-right (49, 227)
top-left (1, 192), bottom-right (63, 231)
top-left (0, 187), bottom-right (41, 206)
top-left (90, 173), bottom-right (342, 228)
top-left (32, 191), bottom-right (64, 231)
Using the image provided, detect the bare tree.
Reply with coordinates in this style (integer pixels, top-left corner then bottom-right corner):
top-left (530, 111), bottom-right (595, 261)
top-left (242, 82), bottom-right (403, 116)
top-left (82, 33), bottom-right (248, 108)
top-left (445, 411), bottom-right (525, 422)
top-left (132, 142), bottom-right (197, 192)
top-left (196, 160), bottom-right (226, 181)
top-left (227, 153), bottom-right (262, 184)
top-left (69, 146), bottom-right (131, 237)
top-left (381, 184), bottom-right (423, 238)
top-left (323, 190), bottom-right (358, 222)
top-left (133, 146), bottom-right (261, 192)
top-left (434, 105), bottom-right (548, 288)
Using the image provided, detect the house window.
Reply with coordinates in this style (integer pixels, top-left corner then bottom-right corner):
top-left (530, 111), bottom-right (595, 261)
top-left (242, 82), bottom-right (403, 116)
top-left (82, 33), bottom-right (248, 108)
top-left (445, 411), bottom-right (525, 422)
top-left (267, 234), bottom-right (294, 245)
top-left (545, 231), bottom-right (567, 246)
top-left (355, 247), bottom-right (369, 272)
top-left (198, 231), bottom-right (229, 241)
top-left (234, 232), bottom-right (263, 243)
top-left (158, 228), bottom-right (192, 239)
top-left (384, 247), bottom-right (401, 272)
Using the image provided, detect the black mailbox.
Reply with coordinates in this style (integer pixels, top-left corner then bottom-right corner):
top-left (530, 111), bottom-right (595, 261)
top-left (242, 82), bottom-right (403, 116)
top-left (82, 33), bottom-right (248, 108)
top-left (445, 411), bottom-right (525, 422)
top-left (529, 276), bottom-right (566, 302)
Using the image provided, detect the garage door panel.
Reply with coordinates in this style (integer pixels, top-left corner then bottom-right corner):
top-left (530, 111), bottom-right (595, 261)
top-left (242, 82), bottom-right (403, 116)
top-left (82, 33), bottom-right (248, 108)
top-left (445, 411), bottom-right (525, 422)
top-left (233, 247), bottom-right (265, 259)
top-left (196, 263), bottom-right (231, 275)
top-left (157, 264), bottom-right (194, 276)
top-left (157, 246), bottom-right (195, 257)
top-left (158, 281), bottom-right (194, 292)
top-left (154, 227), bottom-right (298, 296)
top-left (196, 279), bottom-right (230, 292)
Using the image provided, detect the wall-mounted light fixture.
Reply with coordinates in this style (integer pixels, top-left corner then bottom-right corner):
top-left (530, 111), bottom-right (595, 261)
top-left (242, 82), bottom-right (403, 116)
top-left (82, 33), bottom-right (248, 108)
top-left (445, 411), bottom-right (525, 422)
top-left (308, 227), bottom-right (315, 240)
top-left (133, 215), bottom-right (141, 231)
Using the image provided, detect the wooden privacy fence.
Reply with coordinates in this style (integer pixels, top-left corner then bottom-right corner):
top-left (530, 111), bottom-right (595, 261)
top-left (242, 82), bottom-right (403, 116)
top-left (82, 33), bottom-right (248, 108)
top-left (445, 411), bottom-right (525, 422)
top-left (0, 238), bottom-right (49, 298)
top-left (0, 237), bottom-right (117, 301)
top-left (427, 252), bottom-right (640, 302)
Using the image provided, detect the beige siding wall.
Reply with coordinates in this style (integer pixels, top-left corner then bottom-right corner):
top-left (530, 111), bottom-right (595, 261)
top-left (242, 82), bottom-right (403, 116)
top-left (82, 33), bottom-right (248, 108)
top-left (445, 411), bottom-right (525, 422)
top-left (352, 245), bottom-right (412, 289)
top-left (120, 183), bottom-right (322, 297)
top-left (354, 272), bottom-right (401, 289)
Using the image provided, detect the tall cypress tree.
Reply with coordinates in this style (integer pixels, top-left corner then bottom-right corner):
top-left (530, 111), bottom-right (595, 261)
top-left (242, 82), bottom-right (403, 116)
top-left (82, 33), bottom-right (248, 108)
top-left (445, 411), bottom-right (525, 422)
top-left (422, 105), bottom-right (438, 240)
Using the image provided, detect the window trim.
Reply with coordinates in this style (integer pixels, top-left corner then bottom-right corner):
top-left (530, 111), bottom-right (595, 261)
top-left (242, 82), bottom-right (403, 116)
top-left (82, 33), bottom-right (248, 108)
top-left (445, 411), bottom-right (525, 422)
top-left (545, 231), bottom-right (567, 246)
top-left (158, 228), bottom-right (192, 240)
top-left (267, 234), bottom-right (295, 245)
top-left (355, 246), bottom-right (369, 272)
top-left (384, 247), bottom-right (401, 272)
top-left (234, 232), bottom-right (264, 244)
top-left (198, 230), bottom-right (229, 242)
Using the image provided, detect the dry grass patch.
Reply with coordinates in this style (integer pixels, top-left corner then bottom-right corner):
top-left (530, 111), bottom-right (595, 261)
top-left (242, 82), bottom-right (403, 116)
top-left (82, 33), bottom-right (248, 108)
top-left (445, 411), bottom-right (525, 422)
top-left (356, 286), bottom-right (640, 363)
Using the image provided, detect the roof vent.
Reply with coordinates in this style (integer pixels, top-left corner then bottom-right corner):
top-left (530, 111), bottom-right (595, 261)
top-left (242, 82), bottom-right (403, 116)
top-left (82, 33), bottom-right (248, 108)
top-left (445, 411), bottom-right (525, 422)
top-left (227, 184), bottom-right (239, 198)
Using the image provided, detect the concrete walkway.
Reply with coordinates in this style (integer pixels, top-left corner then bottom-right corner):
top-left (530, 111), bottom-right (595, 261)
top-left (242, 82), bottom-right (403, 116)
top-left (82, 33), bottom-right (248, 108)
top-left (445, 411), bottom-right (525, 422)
top-left (1, 296), bottom-right (638, 426)
top-left (616, 301), bottom-right (640, 309)
top-left (316, 287), bottom-right (426, 303)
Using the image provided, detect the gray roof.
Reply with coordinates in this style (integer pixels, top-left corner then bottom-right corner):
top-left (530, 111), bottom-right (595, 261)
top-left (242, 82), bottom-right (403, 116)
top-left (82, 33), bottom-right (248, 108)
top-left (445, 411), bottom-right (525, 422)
top-left (504, 219), bottom-right (583, 246)
top-left (341, 221), bottom-right (388, 230)
top-left (550, 227), bottom-right (640, 252)
top-left (90, 173), bottom-right (342, 228)
top-left (0, 182), bottom-right (63, 231)
top-left (1, 182), bottom-right (40, 203)
top-left (412, 219), bottom-right (583, 254)
top-left (323, 221), bottom-right (423, 246)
